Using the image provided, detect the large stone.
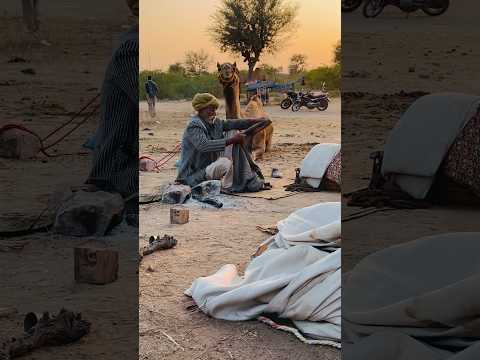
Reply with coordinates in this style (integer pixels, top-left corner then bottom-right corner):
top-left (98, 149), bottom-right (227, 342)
top-left (53, 191), bottom-right (124, 236)
top-left (0, 127), bottom-right (42, 159)
top-left (161, 184), bottom-right (191, 204)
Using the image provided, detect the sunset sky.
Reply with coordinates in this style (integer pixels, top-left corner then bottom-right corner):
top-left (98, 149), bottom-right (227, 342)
top-left (140, 0), bottom-right (340, 72)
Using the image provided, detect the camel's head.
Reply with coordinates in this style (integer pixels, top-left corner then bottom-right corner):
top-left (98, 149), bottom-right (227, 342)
top-left (217, 62), bottom-right (239, 85)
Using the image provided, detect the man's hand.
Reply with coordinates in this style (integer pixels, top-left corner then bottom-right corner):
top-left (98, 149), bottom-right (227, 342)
top-left (226, 132), bottom-right (247, 146)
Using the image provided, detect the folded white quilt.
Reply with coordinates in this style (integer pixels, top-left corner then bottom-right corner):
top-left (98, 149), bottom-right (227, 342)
top-left (300, 143), bottom-right (341, 188)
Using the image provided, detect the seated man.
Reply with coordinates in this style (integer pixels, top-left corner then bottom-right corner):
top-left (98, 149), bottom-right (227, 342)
top-left (176, 93), bottom-right (269, 190)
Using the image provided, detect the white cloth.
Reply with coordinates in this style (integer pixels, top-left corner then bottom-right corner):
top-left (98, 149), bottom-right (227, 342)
top-left (343, 232), bottom-right (480, 359)
top-left (185, 202), bottom-right (342, 345)
top-left (300, 143), bottom-right (341, 188)
top-left (272, 202), bottom-right (341, 249)
top-left (381, 93), bottom-right (480, 199)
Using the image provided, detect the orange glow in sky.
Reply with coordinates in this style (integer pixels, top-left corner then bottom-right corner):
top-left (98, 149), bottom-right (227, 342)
top-left (140, 0), bottom-right (340, 72)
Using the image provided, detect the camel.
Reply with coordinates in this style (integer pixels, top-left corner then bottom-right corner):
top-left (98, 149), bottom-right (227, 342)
top-left (243, 94), bottom-right (274, 159)
top-left (217, 62), bottom-right (273, 161)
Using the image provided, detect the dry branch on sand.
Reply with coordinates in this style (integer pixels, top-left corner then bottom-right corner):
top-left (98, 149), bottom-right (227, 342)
top-left (0, 309), bottom-right (90, 359)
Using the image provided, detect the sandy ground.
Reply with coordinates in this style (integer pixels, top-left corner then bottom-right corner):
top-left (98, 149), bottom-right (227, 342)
top-left (342, 1), bottom-right (480, 272)
top-left (0, 2), bottom-right (139, 359)
top-left (139, 99), bottom-right (341, 359)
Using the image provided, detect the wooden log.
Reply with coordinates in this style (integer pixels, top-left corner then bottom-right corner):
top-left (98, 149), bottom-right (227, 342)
top-left (0, 309), bottom-right (90, 359)
top-left (140, 235), bottom-right (177, 260)
top-left (170, 207), bottom-right (189, 224)
top-left (74, 242), bottom-right (118, 284)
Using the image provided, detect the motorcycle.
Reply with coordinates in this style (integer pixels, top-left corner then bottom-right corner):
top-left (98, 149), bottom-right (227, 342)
top-left (363, 0), bottom-right (449, 18)
top-left (342, 0), bottom-right (363, 12)
top-left (291, 86), bottom-right (329, 112)
top-left (280, 90), bottom-right (299, 110)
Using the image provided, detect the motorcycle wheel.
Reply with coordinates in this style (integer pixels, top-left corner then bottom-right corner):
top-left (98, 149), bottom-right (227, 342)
top-left (363, 0), bottom-right (384, 18)
top-left (317, 100), bottom-right (329, 111)
top-left (342, 0), bottom-right (363, 12)
top-left (291, 103), bottom-right (301, 112)
top-left (280, 98), bottom-right (292, 109)
top-left (422, 0), bottom-right (449, 16)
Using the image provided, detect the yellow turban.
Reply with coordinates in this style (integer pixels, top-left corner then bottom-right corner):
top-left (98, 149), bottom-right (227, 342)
top-left (192, 93), bottom-right (219, 112)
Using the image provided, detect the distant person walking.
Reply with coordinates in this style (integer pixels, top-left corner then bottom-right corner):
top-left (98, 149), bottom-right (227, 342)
top-left (22, 0), bottom-right (40, 33)
top-left (145, 75), bottom-right (158, 117)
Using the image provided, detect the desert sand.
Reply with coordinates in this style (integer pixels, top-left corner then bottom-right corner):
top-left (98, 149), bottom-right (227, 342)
top-left (342, 1), bottom-right (480, 272)
top-left (0, 2), bottom-right (138, 359)
top-left (138, 99), bottom-right (341, 359)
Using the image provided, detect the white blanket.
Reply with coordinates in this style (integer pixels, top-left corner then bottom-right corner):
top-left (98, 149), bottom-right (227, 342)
top-left (381, 93), bottom-right (480, 199)
top-left (185, 202), bottom-right (341, 345)
top-left (272, 202), bottom-right (341, 249)
top-left (343, 232), bottom-right (480, 359)
top-left (300, 143), bottom-right (341, 188)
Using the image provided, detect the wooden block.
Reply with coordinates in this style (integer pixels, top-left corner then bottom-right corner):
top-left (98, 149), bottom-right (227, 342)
top-left (170, 207), bottom-right (189, 224)
top-left (74, 243), bottom-right (118, 284)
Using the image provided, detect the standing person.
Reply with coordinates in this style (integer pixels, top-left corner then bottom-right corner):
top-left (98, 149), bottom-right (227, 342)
top-left (145, 75), bottom-right (158, 117)
top-left (22, 0), bottom-right (39, 33)
top-left (85, 0), bottom-right (139, 225)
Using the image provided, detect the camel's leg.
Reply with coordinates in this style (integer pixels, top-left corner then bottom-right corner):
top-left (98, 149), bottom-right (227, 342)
top-left (251, 131), bottom-right (265, 161)
top-left (265, 126), bottom-right (273, 153)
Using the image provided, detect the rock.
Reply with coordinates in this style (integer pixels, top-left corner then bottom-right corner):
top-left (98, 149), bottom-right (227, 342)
top-left (21, 68), bottom-right (36, 75)
top-left (7, 56), bottom-right (27, 63)
top-left (161, 184), bottom-right (191, 204)
top-left (53, 191), bottom-right (124, 236)
top-left (0, 127), bottom-right (42, 159)
top-left (139, 157), bottom-right (157, 171)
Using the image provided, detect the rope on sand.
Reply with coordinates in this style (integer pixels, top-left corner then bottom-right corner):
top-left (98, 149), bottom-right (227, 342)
top-left (0, 94), bottom-right (100, 157)
top-left (139, 143), bottom-right (181, 171)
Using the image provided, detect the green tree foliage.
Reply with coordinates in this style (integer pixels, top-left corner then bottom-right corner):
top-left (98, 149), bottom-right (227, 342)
top-left (258, 64), bottom-right (283, 80)
top-left (139, 71), bottom-right (223, 100)
top-left (168, 62), bottom-right (186, 75)
top-left (304, 64), bottom-right (340, 91)
top-left (210, 0), bottom-right (298, 81)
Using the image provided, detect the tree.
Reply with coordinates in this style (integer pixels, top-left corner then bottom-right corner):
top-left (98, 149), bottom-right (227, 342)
top-left (288, 53), bottom-right (307, 75)
top-left (210, 0), bottom-right (298, 81)
top-left (184, 50), bottom-right (212, 76)
top-left (168, 62), bottom-right (186, 75)
top-left (258, 64), bottom-right (282, 80)
top-left (333, 41), bottom-right (341, 65)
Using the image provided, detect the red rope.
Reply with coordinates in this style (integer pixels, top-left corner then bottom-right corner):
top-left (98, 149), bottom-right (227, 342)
top-left (0, 94), bottom-right (100, 157)
top-left (139, 143), bottom-right (181, 171)
top-left (41, 93), bottom-right (100, 142)
top-left (42, 103), bottom-right (100, 150)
